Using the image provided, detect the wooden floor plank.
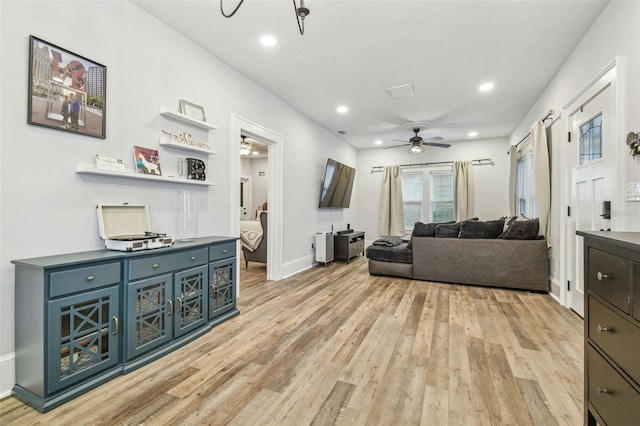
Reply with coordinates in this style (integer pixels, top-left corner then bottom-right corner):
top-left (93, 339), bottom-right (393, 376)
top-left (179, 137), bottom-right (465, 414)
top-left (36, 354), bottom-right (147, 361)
top-left (0, 257), bottom-right (584, 425)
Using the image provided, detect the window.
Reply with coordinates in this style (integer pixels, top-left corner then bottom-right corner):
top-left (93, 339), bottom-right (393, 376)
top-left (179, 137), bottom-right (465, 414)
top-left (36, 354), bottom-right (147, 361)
top-left (401, 171), bottom-right (422, 229)
top-left (516, 141), bottom-right (537, 218)
top-left (579, 112), bottom-right (603, 165)
top-left (401, 168), bottom-right (454, 231)
top-left (430, 171), bottom-right (454, 222)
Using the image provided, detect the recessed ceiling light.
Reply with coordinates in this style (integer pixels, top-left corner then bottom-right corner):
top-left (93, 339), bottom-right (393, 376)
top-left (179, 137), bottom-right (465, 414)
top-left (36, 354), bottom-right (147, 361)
top-left (468, 131), bottom-right (478, 137)
top-left (375, 140), bottom-right (383, 145)
top-left (336, 106), bottom-right (349, 114)
top-left (479, 82), bottom-right (494, 92)
top-left (260, 35), bottom-right (277, 47)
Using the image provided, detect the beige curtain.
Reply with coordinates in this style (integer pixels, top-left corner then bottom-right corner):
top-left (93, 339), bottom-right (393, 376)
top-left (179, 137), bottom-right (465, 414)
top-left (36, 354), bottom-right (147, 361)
top-left (508, 147), bottom-right (518, 216)
top-left (532, 120), bottom-right (550, 241)
top-left (454, 161), bottom-right (474, 221)
top-left (378, 165), bottom-right (405, 236)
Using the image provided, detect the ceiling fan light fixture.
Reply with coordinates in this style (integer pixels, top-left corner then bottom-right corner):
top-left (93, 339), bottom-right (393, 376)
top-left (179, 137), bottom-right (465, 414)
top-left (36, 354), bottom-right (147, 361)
top-left (240, 135), bottom-right (251, 156)
top-left (408, 143), bottom-right (425, 154)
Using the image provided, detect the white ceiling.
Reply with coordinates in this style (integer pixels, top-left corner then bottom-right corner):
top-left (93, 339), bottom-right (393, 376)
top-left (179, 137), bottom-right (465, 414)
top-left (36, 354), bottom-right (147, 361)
top-left (133, 0), bottom-right (608, 150)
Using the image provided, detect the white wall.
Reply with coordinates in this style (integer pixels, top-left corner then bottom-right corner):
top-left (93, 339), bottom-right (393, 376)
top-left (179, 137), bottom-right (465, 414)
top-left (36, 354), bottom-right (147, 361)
top-left (510, 1), bottom-right (640, 301)
top-left (0, 0), bottom-right (356, 397)
top-left (356, 137), bottom-right (510, 240)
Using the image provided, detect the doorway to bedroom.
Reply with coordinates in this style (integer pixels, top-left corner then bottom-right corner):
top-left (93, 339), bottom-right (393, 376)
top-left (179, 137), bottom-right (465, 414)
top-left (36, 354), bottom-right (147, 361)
top-left (240, 136), bottom-right (269, 281)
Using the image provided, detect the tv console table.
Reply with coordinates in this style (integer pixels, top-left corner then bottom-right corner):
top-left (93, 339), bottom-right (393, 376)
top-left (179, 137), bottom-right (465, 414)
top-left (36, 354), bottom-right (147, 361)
top-left (334, 231), bottom-right (365, 264)
top-left (12, 236), bottom-right (238, 413)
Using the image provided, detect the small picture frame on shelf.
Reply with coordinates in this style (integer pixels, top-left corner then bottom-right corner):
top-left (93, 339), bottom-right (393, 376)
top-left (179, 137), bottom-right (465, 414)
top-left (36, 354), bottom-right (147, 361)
top-left (133, 145), bottom-right (162, 176)
top-left (179, 99), bottom-right (206, 122)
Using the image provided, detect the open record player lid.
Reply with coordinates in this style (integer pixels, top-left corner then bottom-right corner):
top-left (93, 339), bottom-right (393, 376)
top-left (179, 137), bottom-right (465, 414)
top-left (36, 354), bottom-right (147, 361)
top-left (97, 204), bottom-right (151, 240)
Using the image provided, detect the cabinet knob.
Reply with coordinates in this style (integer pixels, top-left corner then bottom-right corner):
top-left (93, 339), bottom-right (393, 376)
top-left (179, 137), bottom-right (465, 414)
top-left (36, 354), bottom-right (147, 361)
top-left (597, 325), bottom-right (612, 333)
top-left (222, 249), bottom-right (228, 254)
top-left (86, 276), bottom-right (95, 281)
top-left (596, 387), bottom-right (609, 394)
top-left (152, 263), bottom-right (159, 269)
top-left (596, 272), bottom-right (609, 281)
top-left (190, 256), bottom-right (196, 261)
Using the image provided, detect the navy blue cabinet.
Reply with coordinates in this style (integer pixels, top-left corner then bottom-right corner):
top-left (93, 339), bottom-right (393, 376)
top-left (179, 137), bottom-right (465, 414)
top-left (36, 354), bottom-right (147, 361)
top-left (12, 237), bottom-right (238, 413)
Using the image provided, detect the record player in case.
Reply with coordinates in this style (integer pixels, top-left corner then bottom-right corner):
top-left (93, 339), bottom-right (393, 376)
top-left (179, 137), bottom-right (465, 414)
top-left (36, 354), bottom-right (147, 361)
top-left (97, 204), bottom-right (174, 251)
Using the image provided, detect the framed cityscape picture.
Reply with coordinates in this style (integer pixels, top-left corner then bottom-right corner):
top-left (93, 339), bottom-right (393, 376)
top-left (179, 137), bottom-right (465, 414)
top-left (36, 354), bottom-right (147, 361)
top-left (28, 35), bottom-right (107, 139)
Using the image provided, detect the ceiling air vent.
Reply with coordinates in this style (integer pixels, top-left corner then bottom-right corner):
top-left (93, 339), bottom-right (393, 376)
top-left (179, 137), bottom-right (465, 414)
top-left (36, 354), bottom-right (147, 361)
top-left (386, 84), bottom-right (415, 99)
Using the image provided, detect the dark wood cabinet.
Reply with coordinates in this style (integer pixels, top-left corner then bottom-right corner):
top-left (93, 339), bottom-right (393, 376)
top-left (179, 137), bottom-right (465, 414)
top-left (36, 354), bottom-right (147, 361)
top-left (334, 231), bottom-right (365, 264)
top-left (578, 231), bottom-right (640, 426)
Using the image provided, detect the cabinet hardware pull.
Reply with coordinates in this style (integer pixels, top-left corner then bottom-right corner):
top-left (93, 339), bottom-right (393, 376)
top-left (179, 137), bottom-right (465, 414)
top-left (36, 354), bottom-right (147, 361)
top-left (596, 387), bottom-right (609, 394)
top-left (153, 263), bottom-right (159, 268)
top-left (222, 249), bottom-right (228, 254)
top-left (168, 300), bottom-right (173, 316)
top-left (177, 297), bottom-right (183, 313)
top-left (112, 316), bottom-right (119, 335)
top-left (86, 276), bottom-right (95, 281)
top-left (597, 325), bottom-right (612, 333)
top-left (190, 256), bottom-right (196, 261)
top-left (596, 272), bottom-right (609, 281)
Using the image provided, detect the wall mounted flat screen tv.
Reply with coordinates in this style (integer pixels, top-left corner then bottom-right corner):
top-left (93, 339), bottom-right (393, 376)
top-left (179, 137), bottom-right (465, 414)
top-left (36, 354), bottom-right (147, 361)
top-left (319, 158), bottom-right (356, 208)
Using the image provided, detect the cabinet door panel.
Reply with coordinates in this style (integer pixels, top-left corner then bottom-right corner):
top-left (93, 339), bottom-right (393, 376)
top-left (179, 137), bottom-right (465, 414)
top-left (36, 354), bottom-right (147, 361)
top-left (47, 286), bottom-right (119, 393)
top-left (174, 265), bottom-right (208, 337)
top-left (209, 259), bottom-right (236, 319)
top-left (126, 274), bottom-right (173, 359)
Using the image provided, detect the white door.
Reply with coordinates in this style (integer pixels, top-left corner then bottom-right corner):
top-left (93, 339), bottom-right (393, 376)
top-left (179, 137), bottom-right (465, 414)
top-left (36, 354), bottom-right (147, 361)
top-left (566, 69), bottom-right (615, 317)
top-left (240, 177), bottom-right (251, 220)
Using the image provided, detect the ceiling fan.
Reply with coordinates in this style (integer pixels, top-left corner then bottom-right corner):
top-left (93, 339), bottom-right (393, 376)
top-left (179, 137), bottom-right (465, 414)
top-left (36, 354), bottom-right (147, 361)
top-left (385, 128), bottom-right (451, 154)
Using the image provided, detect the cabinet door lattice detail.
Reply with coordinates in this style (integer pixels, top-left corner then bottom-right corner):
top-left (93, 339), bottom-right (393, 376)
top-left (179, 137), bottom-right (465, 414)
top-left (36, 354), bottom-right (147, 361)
top-left (174, 265), bottom-right (208, 337)
top-left (209, 259), bottom-right (236, 318)
top-left (48, 287), bottom-right (119, 393)
top-left (127, 274), bottom-right (173, 359)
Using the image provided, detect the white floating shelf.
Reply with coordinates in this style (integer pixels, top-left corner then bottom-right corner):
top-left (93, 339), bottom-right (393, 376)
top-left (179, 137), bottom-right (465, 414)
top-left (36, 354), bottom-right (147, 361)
top-left (76, 162), bottom-right (216, 187)
top-left (159, 106), bottom-right (217, 130)
top-left (159, 139), bottom-right (216, 155)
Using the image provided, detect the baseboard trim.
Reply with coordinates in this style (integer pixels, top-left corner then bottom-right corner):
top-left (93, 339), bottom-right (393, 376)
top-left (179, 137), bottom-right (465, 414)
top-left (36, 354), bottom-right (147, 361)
top-left (549, 277), bottom-right (561, 303)
top-left (282, 254), bottom-right (314, 279)
top-left (0, 352), bottom-right (15, 399)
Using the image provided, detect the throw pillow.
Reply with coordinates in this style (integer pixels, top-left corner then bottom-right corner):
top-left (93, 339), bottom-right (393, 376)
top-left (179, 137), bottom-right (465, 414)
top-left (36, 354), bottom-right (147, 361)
top-left (435, 222), bottom-right (462, 238)
top-left (407, 220), bottom-right (453, 248)
top-left (459, 219), bottom-right (504, 239)
top-left (499, 217), bottom-right (539, 239)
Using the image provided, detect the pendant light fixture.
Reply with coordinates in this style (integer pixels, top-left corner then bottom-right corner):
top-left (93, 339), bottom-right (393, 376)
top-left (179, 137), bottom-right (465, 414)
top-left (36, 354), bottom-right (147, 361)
top-left (240, 135), bottom-right (251, 156)
top-left (220, 0), bottom-right (310, 35)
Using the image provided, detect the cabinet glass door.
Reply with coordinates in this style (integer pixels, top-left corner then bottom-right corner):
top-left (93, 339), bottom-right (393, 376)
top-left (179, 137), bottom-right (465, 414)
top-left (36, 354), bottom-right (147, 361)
top-left (174, 265), bottom-right (208, 338)
top-left (126, 274), bottom-right (173, 359)
top-left (47, 286), bottom-right (119, 393)
top-left (209, 258), bottom-right (235, 319)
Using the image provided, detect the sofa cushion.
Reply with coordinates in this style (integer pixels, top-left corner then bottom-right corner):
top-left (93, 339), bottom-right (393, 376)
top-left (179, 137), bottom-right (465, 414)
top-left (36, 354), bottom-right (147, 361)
top-left (407, 221), bottom-right (453, 248)
top-left (459, 219), bottom-right (504, 239)
top-left (435, 222), bottom-right (461, 238)
top-left (499, 217), bottom-right (539, 239)
top-left (366, 243), bottom-right (412, 264)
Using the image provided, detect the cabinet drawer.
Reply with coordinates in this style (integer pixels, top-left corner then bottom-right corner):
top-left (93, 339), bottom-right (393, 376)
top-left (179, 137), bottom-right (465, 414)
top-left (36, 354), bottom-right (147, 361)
top-left (588, 248), bottom-right (630, 313)
top-left (50, 262), bottom-right (120, 298)
top-left (209, 242), bottom-right (235, 262)
top-left (588, 345), bottom-right (640, 426)
top-left (588, 296), bottom-right (640, 385)
top-left (129, 248), bottom-right (208, 281)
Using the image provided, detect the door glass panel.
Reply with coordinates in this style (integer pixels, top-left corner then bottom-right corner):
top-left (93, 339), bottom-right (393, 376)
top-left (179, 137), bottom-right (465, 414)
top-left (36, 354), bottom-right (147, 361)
top-left (135, 282), bottom-right (168, 347)
top-left (579, 112), bottom-right (603, 165)
top-left (59, 297), bottom-right (111, 379)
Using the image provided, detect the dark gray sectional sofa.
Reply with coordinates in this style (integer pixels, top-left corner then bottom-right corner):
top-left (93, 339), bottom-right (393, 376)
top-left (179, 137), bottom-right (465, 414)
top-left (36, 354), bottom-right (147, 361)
top-left (366, 218), bottom-right (550, 292)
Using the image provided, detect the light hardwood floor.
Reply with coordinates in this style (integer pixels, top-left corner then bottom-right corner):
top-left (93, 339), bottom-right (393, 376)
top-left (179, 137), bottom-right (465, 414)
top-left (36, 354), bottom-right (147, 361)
top-left (0, 257), bottom-right (584, 425)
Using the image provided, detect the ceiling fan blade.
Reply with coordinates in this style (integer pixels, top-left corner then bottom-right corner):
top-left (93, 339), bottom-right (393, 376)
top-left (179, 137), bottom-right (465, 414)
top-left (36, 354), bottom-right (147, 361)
top-left (382, 144), bottom-right (409, 150)
top-left (424, 142), bottom-right (451, 148)
top-left (391, 139), bottom-right (409, 143)
top-left (424, 136), bottom-right (444, 142)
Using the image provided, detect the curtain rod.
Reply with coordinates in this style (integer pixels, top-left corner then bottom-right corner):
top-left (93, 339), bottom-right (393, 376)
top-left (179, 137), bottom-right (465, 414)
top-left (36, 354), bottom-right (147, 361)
top-left (511, 109), bottom-right (556, 150)
top-left (370, 158), bottom-right (492, 173)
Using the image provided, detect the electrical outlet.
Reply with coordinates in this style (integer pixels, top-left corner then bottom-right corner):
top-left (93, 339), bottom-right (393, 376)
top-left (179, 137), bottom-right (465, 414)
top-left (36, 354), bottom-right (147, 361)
top-left (311, 243), bottom-right (315, 250)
